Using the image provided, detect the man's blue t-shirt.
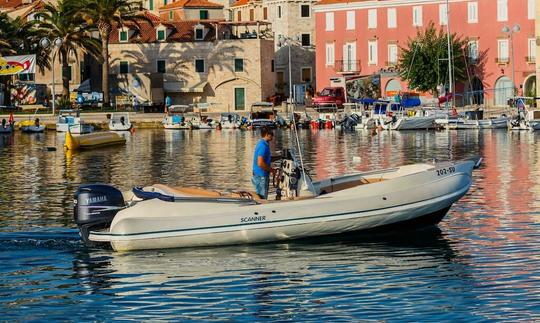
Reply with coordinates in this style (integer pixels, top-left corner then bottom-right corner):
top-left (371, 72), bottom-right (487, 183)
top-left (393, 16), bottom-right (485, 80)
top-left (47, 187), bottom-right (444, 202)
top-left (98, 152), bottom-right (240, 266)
top-left (253, 139), bottom-right (271, 177)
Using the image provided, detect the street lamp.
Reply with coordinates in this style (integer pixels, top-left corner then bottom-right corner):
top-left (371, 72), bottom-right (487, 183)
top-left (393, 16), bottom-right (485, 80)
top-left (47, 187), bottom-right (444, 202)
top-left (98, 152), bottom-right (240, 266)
top-left (277, 35), bottom-right (300, 107)
top-left (502, 24), bottom-right (520, 97)
top-left (39, 36), bottom-right (63, 115)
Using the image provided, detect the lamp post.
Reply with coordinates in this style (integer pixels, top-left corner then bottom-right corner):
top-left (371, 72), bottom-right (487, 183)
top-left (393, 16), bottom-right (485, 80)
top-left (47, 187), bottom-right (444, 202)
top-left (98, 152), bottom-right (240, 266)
top-left (502, 24), bottom-right (520, 97)
top-left (278, 35), bottom-right (299, 107)
top-left (40, 37), bottom-right (63, 115)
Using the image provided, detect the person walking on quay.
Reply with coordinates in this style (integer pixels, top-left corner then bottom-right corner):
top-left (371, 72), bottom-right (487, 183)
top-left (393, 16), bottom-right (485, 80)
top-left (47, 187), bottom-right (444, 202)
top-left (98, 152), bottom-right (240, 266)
top-left (252, 126), bottom-right (275, 199)
top-left (165, 95), bottom-right (172, 113)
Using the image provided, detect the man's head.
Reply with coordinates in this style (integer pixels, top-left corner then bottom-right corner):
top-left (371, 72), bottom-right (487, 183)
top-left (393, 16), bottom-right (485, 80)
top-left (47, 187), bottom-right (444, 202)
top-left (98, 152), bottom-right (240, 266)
top-left (260, 126), bottom-right (274, 142)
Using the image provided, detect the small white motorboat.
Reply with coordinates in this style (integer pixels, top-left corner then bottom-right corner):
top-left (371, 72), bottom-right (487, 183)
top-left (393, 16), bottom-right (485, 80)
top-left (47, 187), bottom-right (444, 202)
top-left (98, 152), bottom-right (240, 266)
top-left (20, 119), bottom-right (45, 133)
top-left (74, 151), bottom-right (480, 251)
top-left (162, 105), bottom-right (194, 130)
top-left (109, 112), bottom-right (132, 131)
top-left (219, 113), bottom-right (243, 129)
top-left (56, 110), bottom-right (93, 134)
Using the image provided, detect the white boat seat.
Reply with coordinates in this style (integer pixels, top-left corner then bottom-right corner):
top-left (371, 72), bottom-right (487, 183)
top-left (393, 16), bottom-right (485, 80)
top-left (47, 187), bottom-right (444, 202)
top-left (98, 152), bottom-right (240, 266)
top-left (318, 177), bottom-right (385, 194)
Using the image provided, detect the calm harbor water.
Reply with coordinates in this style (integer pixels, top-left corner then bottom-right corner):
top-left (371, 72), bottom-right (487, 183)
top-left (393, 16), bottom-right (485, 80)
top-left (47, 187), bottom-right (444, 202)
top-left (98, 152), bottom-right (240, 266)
top-left (1, 128), bottom-right (540, 321)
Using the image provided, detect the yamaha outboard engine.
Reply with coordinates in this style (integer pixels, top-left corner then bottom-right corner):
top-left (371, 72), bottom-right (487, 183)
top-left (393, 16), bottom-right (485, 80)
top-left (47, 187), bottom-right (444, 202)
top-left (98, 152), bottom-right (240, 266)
top-left (74, 184), bottom-right (125, 247)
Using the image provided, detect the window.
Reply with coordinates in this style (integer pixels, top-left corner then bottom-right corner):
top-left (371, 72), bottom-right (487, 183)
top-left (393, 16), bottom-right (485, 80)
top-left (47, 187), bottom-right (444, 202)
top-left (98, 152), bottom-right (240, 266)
top-left (368, 40), bottom-right (378, 65)
top-left (346, 11), bottom-right (355, 30)
top-left (157, 29), bottom-right (166, 41)
top-left (249, 9), bottom-right (254, 21)
top-left (163, 0), bottom-right (168, 4)
top-left (237, 11), bottom-right (241, 21)
top-left (343, 42), bottom-right (356, 71)
top-left (528, 38), bottom-right (536, 61)
top-left (388, 44), bottom-right (397, 65)
top-left (301, 68), bottom-right (311, 83)
top-left (325, 12), bottom-right (334, 31)
top-left (19, 73), bottom-right (35, 81)
top-left (234, 58), bottom-right (244, 72)
top-left (497, 0), bottom-right (507, 22)
top-left (65, 65), bottom-right (73, 81)
top-left (300, 4), bottom-right (310, 18)
top-left (195, 59), bottom-right (205, 73)
top-left (195, 27), bottom-right (204, 40)
top-left (528, 0), bottom-right (535, 19)
top-left (301, 33), bottom-right (310, 47)
top-left (263, 7), bottom-right (268, 20)
top-left (149, 0), bottom-right (153, 10)
top-left (468, 2), bottom-right (478, 23)
top-left (325, 42), bottom-right (335, 65)
top-left (387, 8), bottom-right (396, 28)
top-left (119, 61), bottom-right (129, 74)
top-left (468, 40), bottom-right (479, 62)
top-left (413, 6), bottom-right (422, 26)
top-left (368, 9), bottom-right (377, 29)
top-left (277, 5), bottom-right (282, 19)
top-left (498, 39), bottom-right (509, 62)
top-left (200, 10), bottom-right (209, 20)
top-left (271, 59), bottom-right (274, 72)
top-left (156, 60), bottom-right (166, 73)
top-left (234, 88), bottom-right (245, 110)
top-left (169, 10), bottom-right (173, 20)
top-left (119, 30), bottom-right (128, 42)
top-left (439, 4), bottom-right (448, 25)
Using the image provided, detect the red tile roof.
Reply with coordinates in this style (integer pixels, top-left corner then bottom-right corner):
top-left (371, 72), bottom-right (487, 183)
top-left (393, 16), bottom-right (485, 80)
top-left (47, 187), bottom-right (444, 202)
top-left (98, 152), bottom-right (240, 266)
top-left (160, 0), bottom-right (223, 9)
top-left (230, 0), bottom-right (249, 8)
top-left (316, 0), bottom-right (370, 5)
top-left (111, 18), bottom-right (218, 43)
top-left (0, 0), bottom-right (24, 9)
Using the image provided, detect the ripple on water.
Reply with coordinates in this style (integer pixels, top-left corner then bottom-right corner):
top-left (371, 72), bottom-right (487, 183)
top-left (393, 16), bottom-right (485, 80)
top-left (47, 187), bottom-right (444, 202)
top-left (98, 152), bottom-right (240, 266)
top-left (1, 130), bottom-right (540, 321)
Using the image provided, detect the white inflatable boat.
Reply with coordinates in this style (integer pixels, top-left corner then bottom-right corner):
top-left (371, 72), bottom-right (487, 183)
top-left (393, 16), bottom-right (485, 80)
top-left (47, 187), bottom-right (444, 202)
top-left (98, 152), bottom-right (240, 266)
top-left (74, 153), bottom-right (480, 251)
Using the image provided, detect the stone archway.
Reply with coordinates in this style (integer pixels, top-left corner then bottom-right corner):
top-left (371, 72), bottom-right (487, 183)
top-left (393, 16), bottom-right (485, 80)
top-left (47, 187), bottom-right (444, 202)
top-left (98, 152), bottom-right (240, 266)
top-left (494, 76), bottom-right (513, 106)
top-left (384, 79), bottom-right (401, 97)
top-left (524, 75), bottom-right (536, 98)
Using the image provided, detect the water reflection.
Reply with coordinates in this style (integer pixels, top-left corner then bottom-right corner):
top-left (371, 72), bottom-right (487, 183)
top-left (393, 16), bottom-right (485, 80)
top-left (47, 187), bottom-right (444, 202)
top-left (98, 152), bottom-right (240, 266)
top-left (1, 129), bottom-right (540, 320)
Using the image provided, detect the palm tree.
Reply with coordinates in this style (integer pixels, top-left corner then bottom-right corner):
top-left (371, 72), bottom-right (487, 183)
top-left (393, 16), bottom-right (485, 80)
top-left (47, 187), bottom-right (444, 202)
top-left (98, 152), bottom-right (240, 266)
top-left (77, 0), bottom-right (149, 106)
top-left (36, 0), bottom-right (101, 98)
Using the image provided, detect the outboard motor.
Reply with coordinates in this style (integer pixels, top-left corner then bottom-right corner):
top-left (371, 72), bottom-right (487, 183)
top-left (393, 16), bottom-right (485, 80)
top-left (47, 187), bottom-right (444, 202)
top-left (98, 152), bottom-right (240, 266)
top-left (74, 184), bottom-right (125, 247)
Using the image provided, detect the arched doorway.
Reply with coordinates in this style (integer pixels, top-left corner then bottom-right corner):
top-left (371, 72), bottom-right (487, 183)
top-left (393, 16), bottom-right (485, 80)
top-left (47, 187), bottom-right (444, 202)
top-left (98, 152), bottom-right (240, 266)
top-left (470, 77), bottom-right (484, 105)
top-left (385, 79), bottom-right (401, 97)
top-left (524, 75), bottom-right (536, 98)
top-left (494, 76), bottom-right (513, 106)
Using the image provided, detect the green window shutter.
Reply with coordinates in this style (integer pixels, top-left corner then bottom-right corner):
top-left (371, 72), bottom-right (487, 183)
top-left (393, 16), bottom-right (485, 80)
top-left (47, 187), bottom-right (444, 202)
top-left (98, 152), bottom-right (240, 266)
top-left (234, 58), bottom-right (243, 72)
top-left (149, 0), bottom-right (154, 10)
top-left (200, 10), bottom-right (209, 20)
top-left (157, 29), bottom-right (165, 40)
top-left (120, 31), bottom-right (128, 41)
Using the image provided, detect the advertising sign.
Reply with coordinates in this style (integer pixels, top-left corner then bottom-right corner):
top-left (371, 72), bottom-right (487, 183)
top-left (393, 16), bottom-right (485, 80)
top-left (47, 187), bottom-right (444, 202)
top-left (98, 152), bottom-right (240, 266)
top-left (0, 55), bottom-right (37, 75)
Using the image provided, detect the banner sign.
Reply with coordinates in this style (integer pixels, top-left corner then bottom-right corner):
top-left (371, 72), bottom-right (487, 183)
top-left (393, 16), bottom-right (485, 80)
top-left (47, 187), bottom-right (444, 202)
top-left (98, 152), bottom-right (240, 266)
top-left (0, 55), bottom-right (36, 75)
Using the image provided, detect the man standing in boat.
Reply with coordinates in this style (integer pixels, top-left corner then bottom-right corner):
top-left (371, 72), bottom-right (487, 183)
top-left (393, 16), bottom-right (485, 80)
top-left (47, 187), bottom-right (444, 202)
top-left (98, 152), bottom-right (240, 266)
top-left (252, 126), bottom-right (275, 199)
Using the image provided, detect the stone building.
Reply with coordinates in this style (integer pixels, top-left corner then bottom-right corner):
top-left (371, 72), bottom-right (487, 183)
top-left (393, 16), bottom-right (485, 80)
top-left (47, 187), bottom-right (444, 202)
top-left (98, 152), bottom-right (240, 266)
top-left (109, 14), bottom-right (276, 111)
top-left (230, 0), bottom-right (317, 100)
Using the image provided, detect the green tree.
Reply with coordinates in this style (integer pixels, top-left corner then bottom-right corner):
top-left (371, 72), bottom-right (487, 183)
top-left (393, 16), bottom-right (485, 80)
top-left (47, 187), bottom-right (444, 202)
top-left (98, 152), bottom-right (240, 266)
top-left (398, 22), bottom-right (469, 95)
top-left (77, 0), bottom-right (149, 106)
top-left (36, 0), bottom-right (101, 98)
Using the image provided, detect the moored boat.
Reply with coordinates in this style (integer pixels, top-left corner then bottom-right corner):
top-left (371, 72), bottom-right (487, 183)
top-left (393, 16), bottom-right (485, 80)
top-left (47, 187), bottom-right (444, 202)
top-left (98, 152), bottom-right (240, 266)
top-left (56, 110), bottom-right (93, 134)
top-left (109, 112), bottom-right (132, 131)
top-left (19, 119), bottom-right (45, 133)
top-left (74, 152), bottom-right (480, 251)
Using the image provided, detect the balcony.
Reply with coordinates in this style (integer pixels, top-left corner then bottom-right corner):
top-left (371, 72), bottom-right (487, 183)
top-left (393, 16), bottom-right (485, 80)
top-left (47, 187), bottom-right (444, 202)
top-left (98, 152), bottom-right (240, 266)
top-left (385, 61), bottom-right (398, 67)
top-left (495, 57), bottom-right (509, 64)
top-left (335, 60), bottom-right (361, 74)
top-left (526, 56), bottom-right (536, 63)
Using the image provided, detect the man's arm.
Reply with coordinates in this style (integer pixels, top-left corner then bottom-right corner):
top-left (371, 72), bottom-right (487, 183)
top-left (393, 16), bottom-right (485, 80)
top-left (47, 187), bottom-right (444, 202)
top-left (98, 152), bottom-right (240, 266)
top-left (257, 156), bottom-right (272, 173)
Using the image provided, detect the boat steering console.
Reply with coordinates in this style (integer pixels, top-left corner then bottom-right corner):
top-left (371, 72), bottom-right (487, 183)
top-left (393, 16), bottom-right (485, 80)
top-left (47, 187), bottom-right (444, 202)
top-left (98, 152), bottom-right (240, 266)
top-left (273, 150), bottom-right (315, 200)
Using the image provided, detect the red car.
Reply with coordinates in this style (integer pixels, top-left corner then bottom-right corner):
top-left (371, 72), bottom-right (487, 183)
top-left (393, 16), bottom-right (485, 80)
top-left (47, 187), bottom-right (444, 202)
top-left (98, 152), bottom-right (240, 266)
top-left (313, 87), bottom-right (346, 109)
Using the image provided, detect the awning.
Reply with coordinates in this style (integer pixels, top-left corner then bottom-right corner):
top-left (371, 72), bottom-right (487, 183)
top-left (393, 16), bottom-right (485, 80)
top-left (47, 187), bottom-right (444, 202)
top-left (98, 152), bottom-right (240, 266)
top-left (164, 80), bottom-right (208, 93)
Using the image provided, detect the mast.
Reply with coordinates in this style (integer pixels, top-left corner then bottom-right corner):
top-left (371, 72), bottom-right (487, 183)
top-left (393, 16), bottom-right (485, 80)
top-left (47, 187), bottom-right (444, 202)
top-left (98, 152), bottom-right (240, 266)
top-left (445, 0), bottom-right (453, 107)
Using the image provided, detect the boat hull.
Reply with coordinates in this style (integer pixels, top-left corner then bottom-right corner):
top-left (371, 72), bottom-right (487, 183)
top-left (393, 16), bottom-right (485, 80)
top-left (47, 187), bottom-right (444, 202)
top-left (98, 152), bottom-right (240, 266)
top-left (89, 160), bottom-right (475, 251)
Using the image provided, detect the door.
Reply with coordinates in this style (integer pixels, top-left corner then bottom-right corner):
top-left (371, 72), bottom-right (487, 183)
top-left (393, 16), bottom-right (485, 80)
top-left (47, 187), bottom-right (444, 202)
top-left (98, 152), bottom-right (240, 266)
top-left (234, 88), bottom-right (245, 110)
top-left (343, 42), bottom-right (356, 72)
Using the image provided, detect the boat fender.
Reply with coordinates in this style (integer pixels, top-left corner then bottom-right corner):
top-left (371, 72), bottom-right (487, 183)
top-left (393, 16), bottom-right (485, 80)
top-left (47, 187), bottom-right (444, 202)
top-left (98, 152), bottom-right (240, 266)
top-left (132, 187), bottom-right (175, 202)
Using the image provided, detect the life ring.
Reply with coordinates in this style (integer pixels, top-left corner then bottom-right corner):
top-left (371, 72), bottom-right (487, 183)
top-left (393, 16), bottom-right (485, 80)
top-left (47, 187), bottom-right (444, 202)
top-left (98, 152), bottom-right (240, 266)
top-left (386, 111), bottom-right (393, 117)
top-left (451, 107), bottom-right (458, 116)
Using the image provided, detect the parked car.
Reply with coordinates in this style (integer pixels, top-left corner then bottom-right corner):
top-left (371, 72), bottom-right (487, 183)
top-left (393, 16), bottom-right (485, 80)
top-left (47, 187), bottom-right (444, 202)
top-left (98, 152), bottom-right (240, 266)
top-left (313, 87), bottom-right (346, 110)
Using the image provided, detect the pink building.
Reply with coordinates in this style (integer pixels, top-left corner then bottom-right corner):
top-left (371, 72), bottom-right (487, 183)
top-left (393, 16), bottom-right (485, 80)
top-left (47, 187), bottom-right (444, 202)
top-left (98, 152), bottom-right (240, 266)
top-left (314, 0), bottom-right (537, 106)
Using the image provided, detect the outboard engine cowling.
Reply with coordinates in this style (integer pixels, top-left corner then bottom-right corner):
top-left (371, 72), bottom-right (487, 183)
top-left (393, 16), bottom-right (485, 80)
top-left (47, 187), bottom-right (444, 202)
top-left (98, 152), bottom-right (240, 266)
top-left (74, 184), bottom-right (125, 247)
